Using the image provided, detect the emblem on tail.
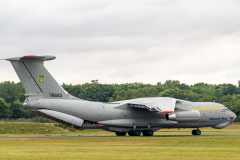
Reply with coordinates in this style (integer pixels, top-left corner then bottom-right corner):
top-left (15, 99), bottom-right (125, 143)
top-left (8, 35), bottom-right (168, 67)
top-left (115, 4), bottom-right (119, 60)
top-left (38, 75), bottom-right (45, 84)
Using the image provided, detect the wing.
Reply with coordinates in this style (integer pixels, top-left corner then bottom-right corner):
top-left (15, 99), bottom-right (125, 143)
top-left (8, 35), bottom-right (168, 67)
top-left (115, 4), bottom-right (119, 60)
top-left (127, 97), bottom-right (177, 113)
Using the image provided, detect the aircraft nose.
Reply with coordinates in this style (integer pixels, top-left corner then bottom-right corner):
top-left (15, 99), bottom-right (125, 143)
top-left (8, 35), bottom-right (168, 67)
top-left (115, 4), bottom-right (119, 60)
top-left (233, 112), bottom-right (237, 121)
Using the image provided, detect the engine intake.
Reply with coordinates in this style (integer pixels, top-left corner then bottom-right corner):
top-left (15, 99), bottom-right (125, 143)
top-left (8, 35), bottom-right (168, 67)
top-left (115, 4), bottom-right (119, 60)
top-left (166, 110), bottom-right (200, 122)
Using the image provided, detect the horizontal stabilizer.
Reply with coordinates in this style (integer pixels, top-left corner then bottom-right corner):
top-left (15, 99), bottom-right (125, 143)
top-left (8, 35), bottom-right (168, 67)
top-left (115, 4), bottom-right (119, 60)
top-left (5, 55), bottom-right (55, 61)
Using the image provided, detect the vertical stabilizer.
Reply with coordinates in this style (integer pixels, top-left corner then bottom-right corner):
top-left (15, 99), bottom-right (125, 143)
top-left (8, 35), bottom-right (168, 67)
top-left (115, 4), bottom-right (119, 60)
top-left (6, 55), bottom-right (76, 100)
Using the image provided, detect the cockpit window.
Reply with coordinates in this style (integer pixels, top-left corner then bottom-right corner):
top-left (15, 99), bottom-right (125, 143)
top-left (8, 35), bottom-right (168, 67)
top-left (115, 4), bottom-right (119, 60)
top-left (222, 105), bottom-right (227, 109)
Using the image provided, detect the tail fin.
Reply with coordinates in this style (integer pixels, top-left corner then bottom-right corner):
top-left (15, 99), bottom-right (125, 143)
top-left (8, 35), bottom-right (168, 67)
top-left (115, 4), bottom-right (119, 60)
top-left (6, 55), bottom-right (75, 100)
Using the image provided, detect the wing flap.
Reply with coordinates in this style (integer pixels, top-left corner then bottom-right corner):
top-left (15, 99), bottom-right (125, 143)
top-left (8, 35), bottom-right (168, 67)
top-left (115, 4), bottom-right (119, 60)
top-left (127, 97), bottom-right (177, 112)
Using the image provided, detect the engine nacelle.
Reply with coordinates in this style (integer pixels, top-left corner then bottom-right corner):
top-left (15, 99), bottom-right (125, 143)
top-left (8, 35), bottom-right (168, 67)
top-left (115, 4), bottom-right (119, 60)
top-left (166, 110), bottom-right (200, 122)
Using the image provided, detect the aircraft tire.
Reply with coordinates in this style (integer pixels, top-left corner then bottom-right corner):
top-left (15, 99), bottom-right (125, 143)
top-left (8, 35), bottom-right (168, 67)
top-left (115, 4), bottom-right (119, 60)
top-left (192, 130), bottom-right (197, 135)
top-left (115, 132), bottom-right (126, 136)
top-left (196, 130), bottom-right (201, 135)
top-left (135, 130), bottom-right (141, 136)
top-left (142, 130), bottom-right (153, 136)
top-left (128, 130), bottom-right (141, 136)
top-left (192, 130), bottom-right (201, 135)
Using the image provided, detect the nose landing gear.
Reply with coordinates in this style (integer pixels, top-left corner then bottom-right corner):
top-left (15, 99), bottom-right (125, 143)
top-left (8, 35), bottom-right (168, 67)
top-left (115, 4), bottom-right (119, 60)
top-left (192, 128), bottom-right (201, 135)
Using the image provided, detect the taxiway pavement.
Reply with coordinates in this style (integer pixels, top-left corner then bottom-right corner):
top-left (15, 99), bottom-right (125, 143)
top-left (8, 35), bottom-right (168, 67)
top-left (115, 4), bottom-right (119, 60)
top-left (0, 134), bottom-right (240, 139)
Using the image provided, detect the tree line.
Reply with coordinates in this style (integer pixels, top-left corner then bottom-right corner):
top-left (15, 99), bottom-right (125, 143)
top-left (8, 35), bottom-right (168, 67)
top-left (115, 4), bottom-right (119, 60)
top-left (0, 80), bottom-right (240, 121)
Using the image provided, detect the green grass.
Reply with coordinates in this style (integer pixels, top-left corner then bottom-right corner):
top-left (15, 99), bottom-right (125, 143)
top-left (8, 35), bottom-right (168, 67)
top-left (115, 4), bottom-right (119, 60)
top-left (0, 136), bottom-right (240, 160)
top-left (231, 122), bottom-right (240, 125)
top-left (0, 122), bottom-right (239, 159)
top-left (0, 122), bottom-right (69, 134)
top-left (0, 122), bottom-right (239, 137)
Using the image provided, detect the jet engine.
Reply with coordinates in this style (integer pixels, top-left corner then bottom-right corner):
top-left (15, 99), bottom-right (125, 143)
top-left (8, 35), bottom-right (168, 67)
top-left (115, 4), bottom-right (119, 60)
top-left (166, 110), bottom-right (200, 122)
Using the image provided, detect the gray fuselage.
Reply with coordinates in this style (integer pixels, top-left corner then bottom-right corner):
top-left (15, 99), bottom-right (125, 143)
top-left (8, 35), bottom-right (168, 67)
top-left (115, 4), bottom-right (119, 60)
top-left (26, 97), bottom-right (237, 130)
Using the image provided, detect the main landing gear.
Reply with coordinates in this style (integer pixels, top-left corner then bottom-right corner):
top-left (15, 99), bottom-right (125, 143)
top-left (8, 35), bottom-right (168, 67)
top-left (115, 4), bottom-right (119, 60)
top-left (128, 130), bottom-right (141, 136)
top-left (192, 128), bottom-right (201, 135)
top-left (142, 130), bottom-right (153, 136)
top-left (115, 132), bottom-right (127, 136)
top-left (115, 130), bottom-right (154, 136)
top-left (128, 130), bottom-right (154, 136)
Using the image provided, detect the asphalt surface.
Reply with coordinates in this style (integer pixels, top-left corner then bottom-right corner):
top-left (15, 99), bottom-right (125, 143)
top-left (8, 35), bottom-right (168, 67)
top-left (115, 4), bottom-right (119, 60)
top-left (0, 135), bottom-right (240, 139)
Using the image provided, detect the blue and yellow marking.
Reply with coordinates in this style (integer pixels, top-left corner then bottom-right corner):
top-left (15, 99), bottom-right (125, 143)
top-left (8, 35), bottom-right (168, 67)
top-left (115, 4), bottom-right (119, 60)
top-left (38, 75), bottom-right (45, 84)
top-left (191, 107), bottom-right (221, 110)
top-left (209, 117), bottom-right (228, 120)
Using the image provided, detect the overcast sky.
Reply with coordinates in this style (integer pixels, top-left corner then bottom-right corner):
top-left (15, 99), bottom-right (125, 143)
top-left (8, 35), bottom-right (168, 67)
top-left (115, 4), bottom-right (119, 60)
top-left (0, 0), bottom-right (240, 86)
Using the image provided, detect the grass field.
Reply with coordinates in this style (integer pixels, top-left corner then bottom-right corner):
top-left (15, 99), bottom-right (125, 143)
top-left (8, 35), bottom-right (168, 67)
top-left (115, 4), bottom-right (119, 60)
top-left (0, 122), bottom-right (239, 160)
top-left (0, 122), bottom-right (239, 137)
top-left (0, 122), bottom-right (69, 134)
top-left (0, 136), bottom-right (240, 160)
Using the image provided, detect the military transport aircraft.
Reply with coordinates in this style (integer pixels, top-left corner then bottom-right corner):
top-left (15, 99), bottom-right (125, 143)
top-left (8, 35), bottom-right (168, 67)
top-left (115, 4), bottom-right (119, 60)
top-left (4, 55), bottom-right (237, 136)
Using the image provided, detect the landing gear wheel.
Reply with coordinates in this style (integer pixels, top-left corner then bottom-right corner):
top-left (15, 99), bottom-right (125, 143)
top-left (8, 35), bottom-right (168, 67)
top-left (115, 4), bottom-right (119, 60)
top-left (128, 130), bottom-right (141, 136)
top-left (116, 132), bottom-right (126, 136)
top-left (196, 130), bottom-right (201, 135)
top-left (192, 130), bottom-right (196, 135)
top-left (142, 130), bottom-right (153, 136)
top-left (192, 129), bottom-right (201, 135)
